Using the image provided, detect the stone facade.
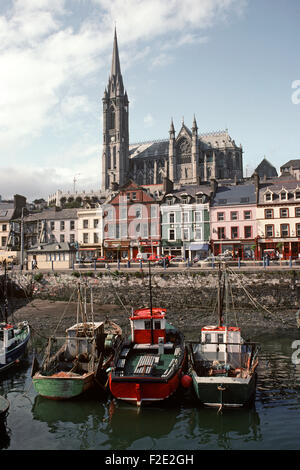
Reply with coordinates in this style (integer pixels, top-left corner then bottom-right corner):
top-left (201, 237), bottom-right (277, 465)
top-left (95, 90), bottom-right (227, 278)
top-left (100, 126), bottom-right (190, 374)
top-left (101, 30), bottom-right (243, 192)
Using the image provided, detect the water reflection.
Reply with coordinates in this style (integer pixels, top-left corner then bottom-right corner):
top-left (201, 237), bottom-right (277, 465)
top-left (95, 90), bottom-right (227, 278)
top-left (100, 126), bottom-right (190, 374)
top-left (189, 406), bottom-right (262, 449)
top-left (104, 399), bottom-right (180, 450)
top-left (0, 421), bottom-right (11, 450)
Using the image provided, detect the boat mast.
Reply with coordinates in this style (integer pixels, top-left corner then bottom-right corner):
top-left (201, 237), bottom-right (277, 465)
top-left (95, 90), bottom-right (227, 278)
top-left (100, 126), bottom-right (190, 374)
top-left (217, 263), bottom-right (224, 327)
top-left (3, 260), bottom-right (8, 324)
top-left (148, 260), bottom-right (154, 344)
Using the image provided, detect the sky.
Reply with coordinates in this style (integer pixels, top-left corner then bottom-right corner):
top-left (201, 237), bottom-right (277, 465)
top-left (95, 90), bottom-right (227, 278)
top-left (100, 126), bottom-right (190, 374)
top-left (0, 0), bottom-right (300, 201)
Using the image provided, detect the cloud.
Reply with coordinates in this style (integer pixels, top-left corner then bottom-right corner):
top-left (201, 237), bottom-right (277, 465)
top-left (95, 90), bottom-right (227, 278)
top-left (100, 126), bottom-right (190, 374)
top-left (0, 0), bottom-right (247, 200)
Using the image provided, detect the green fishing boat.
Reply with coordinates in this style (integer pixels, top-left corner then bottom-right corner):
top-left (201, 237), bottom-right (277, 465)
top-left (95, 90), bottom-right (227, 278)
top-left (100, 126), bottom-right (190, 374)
top-left (188, 265), bottom-right (259, 409)
top-left (32, 285), bottom-right (122, 400)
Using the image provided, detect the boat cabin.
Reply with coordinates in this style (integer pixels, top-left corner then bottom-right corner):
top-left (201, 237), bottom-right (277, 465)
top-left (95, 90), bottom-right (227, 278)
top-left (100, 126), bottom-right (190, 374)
top-left (199, 325), bottom-right (242, 364)
top-left (65, 322), bottom-right (105, 358)
top-left (130, 308), bottom-right (166, 345)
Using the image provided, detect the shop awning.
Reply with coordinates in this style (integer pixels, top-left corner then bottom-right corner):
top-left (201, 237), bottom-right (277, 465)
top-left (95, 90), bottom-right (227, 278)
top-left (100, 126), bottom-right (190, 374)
top-left (189, 243), bottom-right (209, 251)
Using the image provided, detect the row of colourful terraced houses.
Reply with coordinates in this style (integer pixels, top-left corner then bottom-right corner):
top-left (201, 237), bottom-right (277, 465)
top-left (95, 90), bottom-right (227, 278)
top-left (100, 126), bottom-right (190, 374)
top-left (2, 174), bottom-right (300, 268)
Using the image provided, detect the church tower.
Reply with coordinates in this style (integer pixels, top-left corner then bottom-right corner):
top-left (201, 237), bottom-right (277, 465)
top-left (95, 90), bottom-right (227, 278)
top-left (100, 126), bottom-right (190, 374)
top-left (102, 29), bottom-right (129, 191)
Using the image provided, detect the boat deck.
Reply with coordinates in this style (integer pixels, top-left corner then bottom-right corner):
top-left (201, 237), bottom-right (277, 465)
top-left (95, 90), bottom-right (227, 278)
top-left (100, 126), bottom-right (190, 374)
top-left (114, 343), bottom-right (183, 378)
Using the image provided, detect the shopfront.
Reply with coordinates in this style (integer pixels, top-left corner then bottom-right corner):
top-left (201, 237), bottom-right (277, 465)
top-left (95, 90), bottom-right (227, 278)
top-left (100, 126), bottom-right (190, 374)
top-left (103, 240), bottom-right (130, 260)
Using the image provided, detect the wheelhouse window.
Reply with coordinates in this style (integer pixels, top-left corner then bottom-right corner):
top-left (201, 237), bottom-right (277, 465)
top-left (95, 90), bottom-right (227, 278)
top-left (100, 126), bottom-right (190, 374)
top-left (144, 320), bottom-right (151, 329)
top-left (154, 321), bottom-right (161, 330)
top-left (217, 334), bottom-right (224, 343)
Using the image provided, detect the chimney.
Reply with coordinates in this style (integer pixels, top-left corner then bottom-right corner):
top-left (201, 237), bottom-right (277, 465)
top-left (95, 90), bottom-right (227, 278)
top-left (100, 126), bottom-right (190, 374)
top-left (210, 178), bottom-right (218, 196)
top-left (252, 171), bottom-right (260, 204)
top-left (163, 177), bottom-right (174, 194)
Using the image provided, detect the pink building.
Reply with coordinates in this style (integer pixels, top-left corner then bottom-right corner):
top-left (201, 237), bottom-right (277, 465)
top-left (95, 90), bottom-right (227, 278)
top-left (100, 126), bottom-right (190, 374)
top-left (210, 184), bottom-right (257, 260)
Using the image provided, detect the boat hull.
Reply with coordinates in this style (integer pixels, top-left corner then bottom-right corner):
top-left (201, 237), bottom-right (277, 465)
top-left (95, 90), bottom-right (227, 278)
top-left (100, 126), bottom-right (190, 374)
top-left (191, 370), bottom-right (257, 408)
top-left (0, 328), bottom-right (30, 373)
top-left (109, 369), bottom-right (183, 405)
top-left (32, 371), bottom-right (95, 400)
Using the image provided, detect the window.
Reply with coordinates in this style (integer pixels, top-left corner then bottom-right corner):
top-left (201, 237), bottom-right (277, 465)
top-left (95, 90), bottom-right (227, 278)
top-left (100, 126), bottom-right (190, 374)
top-left (195, 227), bottom-right (202, 240)
top-left (70, 220), bottom-right (75, 230)
top-left (1, 236), bottom-right (7, 246)
top-left (83, 219), bottom-right (89, 229)
top-left (182, 212), bottom-right (189, 223)
top-left (150, 205), bottom-right (158, 219)
top-left (217, 334), bottom-right (224, 343)
top-left (217, 212), bottom-right (224, 221)
top-left (296, 224), bottom-right (300, 237)
top-left (136, 223), bottom-right (140, 234)
top-left (132, 192), bottom-right (137, 200)
top-left (150, 222), bottom-right (157, 237)
top-left (126, 193), bottom-right (130, 200)
top-left (154, 321), bottom-right (161, 330)
top-left (231, 227), bottom-right (238, 239)
top-left (182, 228), bottom-right (189, 241)
top-left (142, 223), bottom-right (148, 238)
top-left (169, 229), bottom-right (175, 241)
top-left (135, 207), bottom-right (141, 218)
top-left (265, 192), bottom-right (272, 201)
top-left (281, 224), bottom-right (289, 237)
top-left (181, 197), bottom-right (188, 204)
top-left (280, 192), bottom-right (287, 200)
top-left (295, 191), bottom-right (300, 200)
top-left (60, 221), bottom-right (65, 230)
top-left (194, 211), bottom-right (201, 223)
top-left (296, 208), bottom-right (300, 217)
top-left (244, 211), bottom-right (251, 220)
top-left (265, 209), bottom-right (273, 219)
top-left (205, 334), bottom-right (211, 343)
top-left (50, 221), bottom-right (55, 230)
top-left (83, 233), bottom-right (89, 243)
top-left (94, 233), bottom-right (99, 243)
top-left (120, 223), bottom-right (127, 238)
top-left (244, 226), bottom-right (252, 238)
top-left (144, 320), bottom-right (151, 329)
top-left (60, 234), bottom-right (65, 243)
top-left (265, 225), bottom-right (274, 238)
top-left (93, 219), bottom-right (99, 228)
top-left (280, 208), bottom-right (289, 218)
top-left (70, 234), bottom-right (75, 243)
top-left (169, 212), bottom-right (175, 224)
top-left (231, 212), bottom-right (238, 221)
top-left (217, 227), bottom-right (225, 239)
top-left (2, 224), bottom-right (7, 231)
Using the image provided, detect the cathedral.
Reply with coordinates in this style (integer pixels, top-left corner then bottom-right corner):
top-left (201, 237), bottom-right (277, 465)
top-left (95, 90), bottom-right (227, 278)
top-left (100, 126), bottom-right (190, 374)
top-left (101, 30), bottom-right (243, 192)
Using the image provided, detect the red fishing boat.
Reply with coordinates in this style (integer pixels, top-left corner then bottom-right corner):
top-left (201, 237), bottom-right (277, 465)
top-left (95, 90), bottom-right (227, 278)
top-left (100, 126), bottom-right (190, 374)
top-left (109, 306), bottom-right (187, 406)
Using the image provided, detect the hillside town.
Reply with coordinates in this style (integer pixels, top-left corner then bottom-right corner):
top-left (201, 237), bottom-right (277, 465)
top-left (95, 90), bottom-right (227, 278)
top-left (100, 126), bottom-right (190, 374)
top-left (1, 31), bottom-right (300, 270)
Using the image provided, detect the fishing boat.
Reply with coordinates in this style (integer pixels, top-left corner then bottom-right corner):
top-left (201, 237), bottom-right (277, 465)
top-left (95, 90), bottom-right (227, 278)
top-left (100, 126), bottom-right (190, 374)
top-left (109, 262), bottom-right (187, 406)
top-left (0, 261), bottom-right (30, 374)
top-left (188, 265), bottom-right (259, 409)
top-left (32, 285), bottom-right (122, 400)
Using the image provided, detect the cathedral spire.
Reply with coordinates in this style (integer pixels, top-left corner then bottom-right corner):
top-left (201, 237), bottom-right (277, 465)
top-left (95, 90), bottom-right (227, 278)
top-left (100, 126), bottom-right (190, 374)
top-left (111, 27), bottom-right (121, 78)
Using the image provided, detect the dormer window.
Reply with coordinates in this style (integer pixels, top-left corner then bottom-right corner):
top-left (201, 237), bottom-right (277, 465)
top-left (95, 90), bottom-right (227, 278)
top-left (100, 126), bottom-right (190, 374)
top-left (265, 191), bottom-right (273, 202)
top-left (294, 188), bottom-right (300, 200)
top-left (280, 190), bottom-right (288, 200)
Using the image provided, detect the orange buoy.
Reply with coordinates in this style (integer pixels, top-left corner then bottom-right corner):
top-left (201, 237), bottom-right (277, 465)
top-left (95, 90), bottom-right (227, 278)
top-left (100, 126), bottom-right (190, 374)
top-left (181, 375), bottom-right (192, 388)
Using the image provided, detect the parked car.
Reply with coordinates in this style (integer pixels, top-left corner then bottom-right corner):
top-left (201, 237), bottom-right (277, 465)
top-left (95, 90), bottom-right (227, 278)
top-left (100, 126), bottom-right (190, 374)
top-left (169, 256), bottom-right (185, 264)
top-left (155, 257), bottom-right (170, 267)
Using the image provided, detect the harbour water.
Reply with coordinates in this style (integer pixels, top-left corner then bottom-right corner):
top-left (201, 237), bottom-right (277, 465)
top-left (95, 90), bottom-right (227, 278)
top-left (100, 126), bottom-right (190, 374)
top-left (0, 327), bottom-right (300, 451)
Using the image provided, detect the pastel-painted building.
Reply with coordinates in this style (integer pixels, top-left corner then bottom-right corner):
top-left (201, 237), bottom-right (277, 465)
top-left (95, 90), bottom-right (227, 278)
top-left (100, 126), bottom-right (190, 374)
top-left (256, 178), bottom-right (300, 259)
top-left (77, 204), bottom-right (104, 260)
top-left (210, 183), bottom-right (257, 259)
top-left (160, 183), bottom-right (211, 260)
